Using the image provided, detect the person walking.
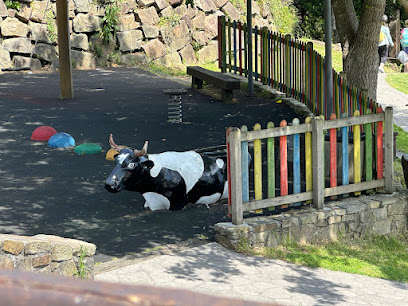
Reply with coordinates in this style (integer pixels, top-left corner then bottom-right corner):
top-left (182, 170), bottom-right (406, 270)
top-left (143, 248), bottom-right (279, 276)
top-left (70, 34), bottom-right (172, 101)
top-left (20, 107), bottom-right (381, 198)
top-left (400, 19), bottom-right (408, 72)
top-left (401, 19), bottom-right (408, 53)
top-left (378, 14), bottom-right (394, 73)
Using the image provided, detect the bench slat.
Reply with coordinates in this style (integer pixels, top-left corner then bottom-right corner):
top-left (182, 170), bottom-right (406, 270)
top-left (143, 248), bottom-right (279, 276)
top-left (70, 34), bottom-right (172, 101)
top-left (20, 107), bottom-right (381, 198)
top-left (187, 66), bottom-right (240, 90)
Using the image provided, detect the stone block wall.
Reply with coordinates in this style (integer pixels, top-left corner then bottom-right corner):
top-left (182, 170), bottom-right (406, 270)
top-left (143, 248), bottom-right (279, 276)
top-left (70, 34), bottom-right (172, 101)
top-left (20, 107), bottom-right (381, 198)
top-left (0, 234), bottom-right (96, 279)
top-left (215, 192), bottom-right (408, 249)
top-left (0, 0), bottom-right (274, 71)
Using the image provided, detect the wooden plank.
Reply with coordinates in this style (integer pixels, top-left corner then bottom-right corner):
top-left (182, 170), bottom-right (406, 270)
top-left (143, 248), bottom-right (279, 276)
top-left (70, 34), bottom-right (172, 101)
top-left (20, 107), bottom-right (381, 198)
top-left (226, 128), bottom-right (232, 217)
top-left (241, 122), bottom-right (312, 141)
top-left (186, 66), bottom-right (240, 90)
top-left (56, 0), bottom-right (73, 99)
top-left (377, 108), bottom-right (384, 181)
top-left (384, 107), bottom-right (393, 193)
top-left (243, 192), bottom-right (313, 211)
top-left (364, 109), bottom-right (373, 192)
top-left (239, 22), bottom-right (242, 75)
top-left (267, 121), bottom-right (275, 211)
top-left (305, 116), bottom-right (312, 204)
top-left (292, 118), bottom-right (301, 206)
top-left (253, 123), bottom-right (263, 213)
top-left (341, 113), bottom-right (349, 187)
top-left (228, 127), bottom-right (243, 225)
top-left (227, 19), bottom-right (232, 72)
top-left (233, 21), bottom-right (237, 73)
top-left (241, 125), bottom-right (249, 202)
top-left (280, 120), bottom-right (288, 208)
top-left (221, 16), bottom-right (226, 72)
top-left (353, 110), bottom-right (361, 195)
top-left (312, 116), bottom-right (324, 209)
top-left (324, 179), bottom-right (384, 197)
top-left (329, 113), bottom-right (337, 198)
top-left (323, 113), bottom-right (384, 130)
top-left (218, 16), bottom-right (222, 69)
top-left (244, 179), bottom-right (385, 212)
top-left (0, 270), bottom-right (271, 306)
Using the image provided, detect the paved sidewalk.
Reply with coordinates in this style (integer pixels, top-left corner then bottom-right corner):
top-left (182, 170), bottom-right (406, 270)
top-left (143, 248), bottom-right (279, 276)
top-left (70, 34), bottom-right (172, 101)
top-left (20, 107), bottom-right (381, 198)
top-left (377, 73), bottom-right (408, 132)
top-left (95, 242), bottom-right (408, 305)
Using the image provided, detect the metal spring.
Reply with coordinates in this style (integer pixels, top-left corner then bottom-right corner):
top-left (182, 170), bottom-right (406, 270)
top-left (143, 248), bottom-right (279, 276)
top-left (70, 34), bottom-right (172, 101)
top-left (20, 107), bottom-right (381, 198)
top-left (168, 94), bottom-right (182, 123)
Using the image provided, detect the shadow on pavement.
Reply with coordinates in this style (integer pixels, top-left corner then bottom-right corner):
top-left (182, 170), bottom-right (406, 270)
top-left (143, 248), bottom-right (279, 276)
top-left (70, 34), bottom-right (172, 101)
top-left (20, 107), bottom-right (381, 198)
top-left (0, 67), bottom-right (301, 262)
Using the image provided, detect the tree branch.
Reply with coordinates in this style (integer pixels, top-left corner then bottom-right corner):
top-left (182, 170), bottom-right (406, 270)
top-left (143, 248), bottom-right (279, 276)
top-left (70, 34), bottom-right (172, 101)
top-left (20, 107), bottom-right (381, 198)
top-left (332, 0), bottom-right (359, 44)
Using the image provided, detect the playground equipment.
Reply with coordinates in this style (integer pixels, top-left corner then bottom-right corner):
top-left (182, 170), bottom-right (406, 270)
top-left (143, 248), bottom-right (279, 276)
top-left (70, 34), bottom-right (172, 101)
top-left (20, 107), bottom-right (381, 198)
top-left (163, 89), bottom-right (187, 123)
top-left (48, 132), bottom-right (75, 148)
top-left (31, 126), bottom-right (57, 141)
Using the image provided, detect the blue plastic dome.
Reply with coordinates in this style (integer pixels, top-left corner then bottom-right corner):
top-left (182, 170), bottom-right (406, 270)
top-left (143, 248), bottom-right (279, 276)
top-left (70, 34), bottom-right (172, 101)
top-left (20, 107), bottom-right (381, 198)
top-left (48, 132), bottom-right (75, 148)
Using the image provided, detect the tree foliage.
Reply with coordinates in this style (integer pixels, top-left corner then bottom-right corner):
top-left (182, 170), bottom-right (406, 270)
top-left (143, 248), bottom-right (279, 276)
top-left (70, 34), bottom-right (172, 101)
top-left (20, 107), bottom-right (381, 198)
top-left (295, 0), bottom-right (407, 40)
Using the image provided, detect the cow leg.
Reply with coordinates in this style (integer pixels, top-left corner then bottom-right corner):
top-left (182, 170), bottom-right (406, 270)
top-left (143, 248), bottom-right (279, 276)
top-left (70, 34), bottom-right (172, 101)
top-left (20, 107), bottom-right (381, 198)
top-left (142, 192), bottom-right (171, 211)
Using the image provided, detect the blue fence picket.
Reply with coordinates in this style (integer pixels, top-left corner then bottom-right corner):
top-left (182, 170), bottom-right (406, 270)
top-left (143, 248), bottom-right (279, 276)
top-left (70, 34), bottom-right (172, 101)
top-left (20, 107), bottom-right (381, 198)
top-left (341, 113), bottom-right (349, 186)
top-left (292, 118), bottom-right (301, 206)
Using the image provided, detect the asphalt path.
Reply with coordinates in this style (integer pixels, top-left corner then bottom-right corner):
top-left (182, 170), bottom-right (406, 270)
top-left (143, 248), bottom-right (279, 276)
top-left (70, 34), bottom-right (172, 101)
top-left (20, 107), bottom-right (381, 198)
top-left (0, 67), bottom-right (299, 262)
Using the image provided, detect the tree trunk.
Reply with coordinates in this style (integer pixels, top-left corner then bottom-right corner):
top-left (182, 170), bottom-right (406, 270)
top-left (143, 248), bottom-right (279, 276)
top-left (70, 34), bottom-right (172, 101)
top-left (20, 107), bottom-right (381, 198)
top-left (332, 0), bottom-right (386, 101)
top-left (397, 0), bottom-right (408, 15)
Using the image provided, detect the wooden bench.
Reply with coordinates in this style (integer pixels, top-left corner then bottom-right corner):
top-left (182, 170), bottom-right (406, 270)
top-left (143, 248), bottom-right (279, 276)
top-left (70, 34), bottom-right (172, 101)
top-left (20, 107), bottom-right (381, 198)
top-left (187, 66), bottom-right (240, 103)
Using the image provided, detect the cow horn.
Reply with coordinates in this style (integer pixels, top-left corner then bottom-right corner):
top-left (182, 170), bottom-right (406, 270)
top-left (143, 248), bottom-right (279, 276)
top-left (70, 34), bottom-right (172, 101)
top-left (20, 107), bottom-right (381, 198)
top-left (134, 141), bottom-right (148, 156)
top-left (109, 134), bottom-right (122, 153)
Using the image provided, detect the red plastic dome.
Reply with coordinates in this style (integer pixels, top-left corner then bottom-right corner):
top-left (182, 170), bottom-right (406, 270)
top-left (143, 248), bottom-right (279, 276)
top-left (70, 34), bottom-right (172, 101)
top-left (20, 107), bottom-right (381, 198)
top-left (31, 126), bottom-right (57, 141)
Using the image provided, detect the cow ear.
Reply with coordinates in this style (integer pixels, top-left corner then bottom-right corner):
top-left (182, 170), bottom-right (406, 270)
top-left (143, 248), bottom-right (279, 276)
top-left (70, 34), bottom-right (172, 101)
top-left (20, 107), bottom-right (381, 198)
top-left (142, 160), bottom-right (154, 169)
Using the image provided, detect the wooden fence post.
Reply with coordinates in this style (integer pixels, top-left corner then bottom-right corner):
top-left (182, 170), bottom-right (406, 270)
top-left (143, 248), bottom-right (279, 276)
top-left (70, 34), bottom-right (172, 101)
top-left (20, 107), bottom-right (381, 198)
top-left (312, 116), bottom-right (324, 209)
top-left (384, 107), bottom-right (394, 193)
top-left (56, 0), bottom-right (73, 99)
top-left (228, 127), bottom-right (243, 225)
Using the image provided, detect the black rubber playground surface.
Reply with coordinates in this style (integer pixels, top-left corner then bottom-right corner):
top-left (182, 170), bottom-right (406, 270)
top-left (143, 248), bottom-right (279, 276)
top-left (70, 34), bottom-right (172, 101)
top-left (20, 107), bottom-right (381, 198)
top-left (0, 67), bottom-right (300, 262)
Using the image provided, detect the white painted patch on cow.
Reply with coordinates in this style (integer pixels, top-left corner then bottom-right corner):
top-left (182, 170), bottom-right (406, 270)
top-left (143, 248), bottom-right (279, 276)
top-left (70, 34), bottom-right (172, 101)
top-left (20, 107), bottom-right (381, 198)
top-left (221, 181), bottom-right (228, 199)
top-left (117, 153), bottom-right (129, 164)
top-left (216, 158), bottom-right (224, 169)
top-left (142, 192), bottom-right (170, 211)
top-left (196, 193), bottom-right (221, 205)
top-left (148, 151), bottom-right (204, 193)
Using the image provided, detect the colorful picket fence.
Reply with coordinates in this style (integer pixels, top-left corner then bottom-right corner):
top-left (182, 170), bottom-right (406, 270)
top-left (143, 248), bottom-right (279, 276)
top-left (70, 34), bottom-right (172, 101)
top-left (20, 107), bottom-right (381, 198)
top-left (226, 107), bottom-right (394, 225)
top-left (217, 16), bottom-right (379, 120)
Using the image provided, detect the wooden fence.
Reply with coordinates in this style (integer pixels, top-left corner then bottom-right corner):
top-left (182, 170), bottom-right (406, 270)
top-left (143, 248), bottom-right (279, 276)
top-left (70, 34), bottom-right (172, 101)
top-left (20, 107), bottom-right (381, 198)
top-left (217, 16), bottom-right (379, 119)
top-left (226, 107), bottom-right (393, 225)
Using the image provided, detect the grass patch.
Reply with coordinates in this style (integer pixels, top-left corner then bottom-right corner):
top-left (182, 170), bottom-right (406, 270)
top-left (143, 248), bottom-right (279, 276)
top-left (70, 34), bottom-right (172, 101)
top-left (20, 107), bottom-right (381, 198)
top-left (302, 39), bottom-right (343, 73)
top-left (238, 235), bottom-right (408, 282)
top-left (394, 124), bottom-right (408, 154)
top-left (145, 62), bottom-right (186, 77)
top-left (394, 158), bottom-right (406, 188)
top-left (386, 74), bottom-right (408, 95)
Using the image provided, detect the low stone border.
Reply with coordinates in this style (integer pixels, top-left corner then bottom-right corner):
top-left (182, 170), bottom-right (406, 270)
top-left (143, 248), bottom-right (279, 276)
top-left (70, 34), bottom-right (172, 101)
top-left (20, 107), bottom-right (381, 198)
top-left (0, 234), bottom-right (96, 279)
top-left (215, 192), bottom-right (408, 249)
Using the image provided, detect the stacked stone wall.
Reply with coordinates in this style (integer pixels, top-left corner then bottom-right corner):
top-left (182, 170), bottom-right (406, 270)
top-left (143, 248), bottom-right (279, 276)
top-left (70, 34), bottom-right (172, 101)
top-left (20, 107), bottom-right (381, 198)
top-left (215, 192), bottom-right (408, 249)
top-left (0, 0), bottom-right (274, 71)
top-left (0, 234), bottom-right (96, 279)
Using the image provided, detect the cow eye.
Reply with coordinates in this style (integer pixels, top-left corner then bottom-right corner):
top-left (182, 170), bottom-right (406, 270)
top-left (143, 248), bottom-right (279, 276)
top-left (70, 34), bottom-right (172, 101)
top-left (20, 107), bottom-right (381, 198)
top-left (127, 163), bottom-right (136, 169)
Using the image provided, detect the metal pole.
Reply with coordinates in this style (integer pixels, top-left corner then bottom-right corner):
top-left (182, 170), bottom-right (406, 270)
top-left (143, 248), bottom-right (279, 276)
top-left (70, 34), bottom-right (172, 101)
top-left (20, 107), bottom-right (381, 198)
top-left (324, 0), bottom-right (333, 117)
top-left (247, 0), bottom-right (253, 96)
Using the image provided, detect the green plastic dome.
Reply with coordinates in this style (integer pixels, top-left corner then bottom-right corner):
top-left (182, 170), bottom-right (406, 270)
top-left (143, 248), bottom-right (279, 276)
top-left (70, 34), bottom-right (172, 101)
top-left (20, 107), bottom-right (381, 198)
top-left (74, 143), bottom-right (103, 155)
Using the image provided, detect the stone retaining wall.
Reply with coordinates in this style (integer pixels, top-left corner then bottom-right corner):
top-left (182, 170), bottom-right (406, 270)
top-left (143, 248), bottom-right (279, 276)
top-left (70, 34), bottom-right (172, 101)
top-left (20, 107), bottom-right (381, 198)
top-left (0, 0), bottom-right (275, 71)
top-left (215, 192), bottom-right (408, 249)
top-left (0, 234), bottom-right (96, 279)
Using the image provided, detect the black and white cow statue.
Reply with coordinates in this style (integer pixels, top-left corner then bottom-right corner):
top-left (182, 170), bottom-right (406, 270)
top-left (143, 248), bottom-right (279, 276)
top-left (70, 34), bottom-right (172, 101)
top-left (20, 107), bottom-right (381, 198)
top-left (105, 134), bottom-right (228, 211)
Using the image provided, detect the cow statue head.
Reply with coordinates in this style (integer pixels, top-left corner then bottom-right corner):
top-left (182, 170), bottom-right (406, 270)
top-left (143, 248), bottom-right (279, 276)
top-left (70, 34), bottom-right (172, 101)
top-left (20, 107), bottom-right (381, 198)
top-left (104, 134), bottom-right (150, 193)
